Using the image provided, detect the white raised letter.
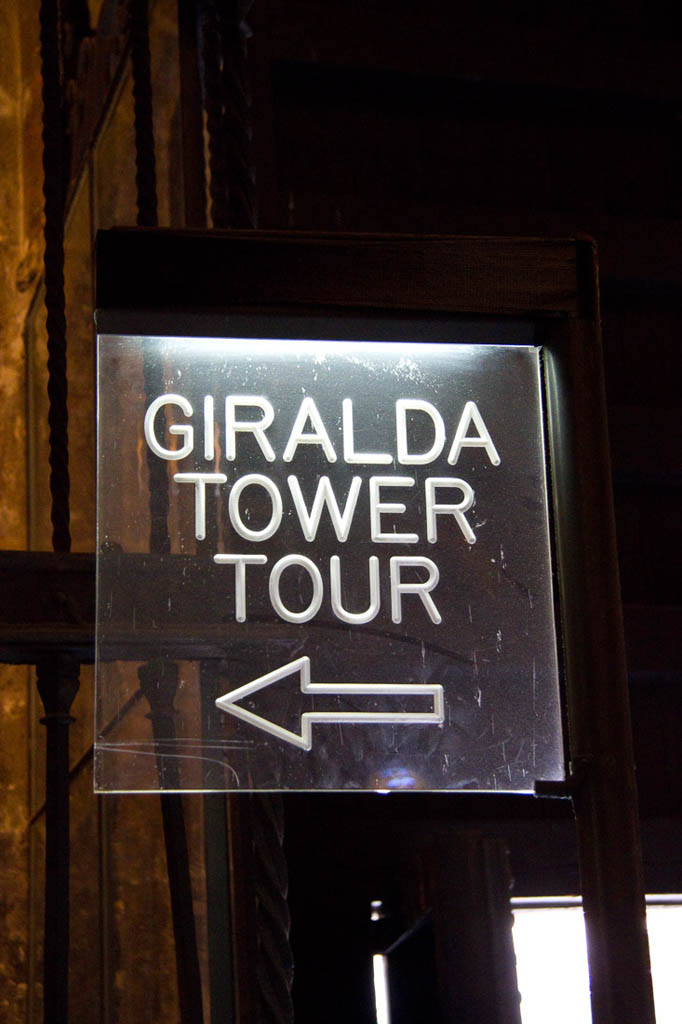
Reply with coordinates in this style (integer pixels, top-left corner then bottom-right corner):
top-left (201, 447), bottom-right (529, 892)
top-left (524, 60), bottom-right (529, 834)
top-left (283, 397), bottom-right (337, 463)
top-left (204, 396), bottom-right (215, 461)
top-left (342, 399), bottom-right (392, 464)
top-left (447, 401), bottom-right (501, 466)
top-left (288, 475), bottom-right (362, 542)
top-left (144, 394), bottom-right (194, 460)
top-left (213, 553), bottom-right (268, 622)
top-left (174, 471), bottom-right (227, 540)
top-left (425, 477), bottom-right (476, 544)
top-left (369, 476), bottom-right (418, 543)
top-left (396, 399), bottom-right (445, 465)
top-left (269, 555), bottom-right (323, 623)
top-left (390, 556), bottom-right (441, 624)
top-left (225, 396), bottom-right (276, 462)
top-left (330, 555), bottom-right (380, 624)
top-left (228, 473), bottom-right (282, 541)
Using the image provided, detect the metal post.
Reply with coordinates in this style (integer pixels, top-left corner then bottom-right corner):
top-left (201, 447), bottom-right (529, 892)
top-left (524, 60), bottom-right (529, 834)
top-left (38, 0), bottom-right (76, 1017)
top-left (39, 0), bottom-right (71, 556)
top-left (36, 654), bottom-right (80, 1024)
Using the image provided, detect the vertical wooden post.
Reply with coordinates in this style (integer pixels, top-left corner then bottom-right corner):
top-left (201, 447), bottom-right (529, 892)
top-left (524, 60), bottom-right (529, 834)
top-left (545, 312), bottom-right (656, 1024)
top-left (138, 660), bottom-right (205, 1023)
top-left (424, 833), bottom-right (521, 1023)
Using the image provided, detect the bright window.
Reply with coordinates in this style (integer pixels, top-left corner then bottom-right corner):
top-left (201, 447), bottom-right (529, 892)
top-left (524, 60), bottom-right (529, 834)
top-left (512, 896), bottom-right (682, 1023)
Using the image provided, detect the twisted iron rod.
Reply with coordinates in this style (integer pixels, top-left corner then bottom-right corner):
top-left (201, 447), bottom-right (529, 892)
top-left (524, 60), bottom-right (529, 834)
top-left (218, 0), bottom-right (257, 228)
top-left (41, 0), bottom-right (71, 553)
top-left (38, 4), bottom-right (80, 1021)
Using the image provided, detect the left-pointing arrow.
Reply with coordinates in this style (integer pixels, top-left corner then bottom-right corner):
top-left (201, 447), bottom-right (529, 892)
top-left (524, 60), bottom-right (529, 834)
top-left (215, 655), bottom-right (445, 751)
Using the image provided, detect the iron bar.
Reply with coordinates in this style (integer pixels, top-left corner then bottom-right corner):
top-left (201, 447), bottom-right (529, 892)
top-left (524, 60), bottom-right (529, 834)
top-left (36, 654), bottom-right (80, 1024)
top-left (40, 0), bottom-right (71, 555)
top-left (38, 0), bottom-right (77, 1018)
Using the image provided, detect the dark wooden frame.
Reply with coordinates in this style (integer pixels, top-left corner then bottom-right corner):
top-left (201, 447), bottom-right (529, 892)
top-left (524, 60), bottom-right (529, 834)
top-left (90, 228), bottom-right (655, 1022)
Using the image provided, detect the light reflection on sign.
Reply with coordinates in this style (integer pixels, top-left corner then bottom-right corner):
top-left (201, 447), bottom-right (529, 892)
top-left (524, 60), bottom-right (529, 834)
top-left (95, 336), bottom-right (563, 792)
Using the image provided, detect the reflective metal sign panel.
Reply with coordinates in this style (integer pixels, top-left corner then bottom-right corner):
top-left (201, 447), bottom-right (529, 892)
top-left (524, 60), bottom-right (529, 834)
top-left (95, 335), bottom-right (563, 792)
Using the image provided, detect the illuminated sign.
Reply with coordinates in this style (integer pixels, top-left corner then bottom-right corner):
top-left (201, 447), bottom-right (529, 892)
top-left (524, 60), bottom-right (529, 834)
top-left (95, 334), bottom-right (563, 792)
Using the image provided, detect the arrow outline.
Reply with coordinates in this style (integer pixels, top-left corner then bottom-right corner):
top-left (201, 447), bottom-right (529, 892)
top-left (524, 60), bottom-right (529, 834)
top-left (215, 655), bottom-right (445, 751)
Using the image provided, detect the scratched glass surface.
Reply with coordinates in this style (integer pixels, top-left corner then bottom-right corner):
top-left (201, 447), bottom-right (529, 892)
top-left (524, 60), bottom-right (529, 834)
top-left (95, 335), bottom-right (564, 792)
